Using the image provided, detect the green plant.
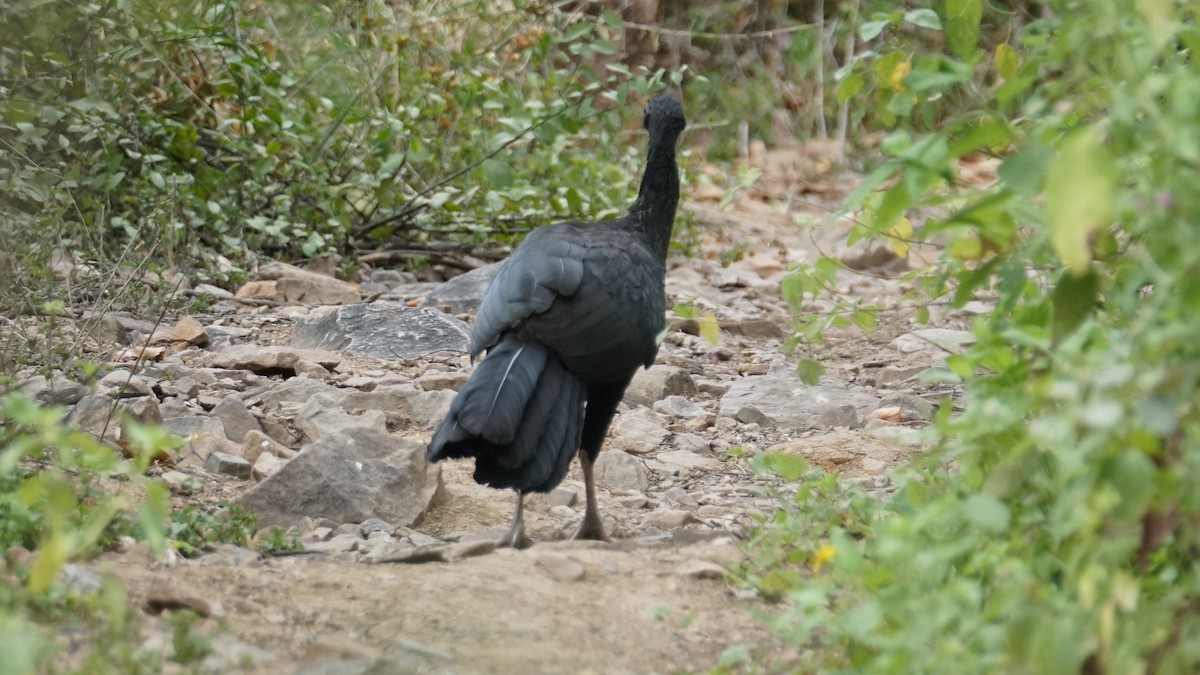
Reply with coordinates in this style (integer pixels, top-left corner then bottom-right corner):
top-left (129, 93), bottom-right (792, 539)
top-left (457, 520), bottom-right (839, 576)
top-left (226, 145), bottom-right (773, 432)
top-left (165, 503), bottom-right (257, 556)
top-left (756, 0), bottom-right (1200, 672)
top-left (0, 392), bottom-right (173, 672)
top-left (0, 0), bottom-right (683, 279)
top-left (257, 525), bottom-right (302, 555)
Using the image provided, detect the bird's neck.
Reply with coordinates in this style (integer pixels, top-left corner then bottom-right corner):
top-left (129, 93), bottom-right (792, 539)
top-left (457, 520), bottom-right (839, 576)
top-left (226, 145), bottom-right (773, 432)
top-left (628, 138), bottom-right (680, 260)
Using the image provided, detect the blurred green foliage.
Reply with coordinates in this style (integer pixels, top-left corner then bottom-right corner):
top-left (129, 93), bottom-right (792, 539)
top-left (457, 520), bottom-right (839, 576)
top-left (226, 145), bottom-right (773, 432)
top-left (762, 0), bottom-right (1200, 671)
top-left (0, 0), bottom-right (676, 271)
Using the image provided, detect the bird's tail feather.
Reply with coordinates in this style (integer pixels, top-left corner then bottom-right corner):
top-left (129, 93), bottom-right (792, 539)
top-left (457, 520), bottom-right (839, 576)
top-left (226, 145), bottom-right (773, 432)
top-left (426, 334), bottom-right (585, 493)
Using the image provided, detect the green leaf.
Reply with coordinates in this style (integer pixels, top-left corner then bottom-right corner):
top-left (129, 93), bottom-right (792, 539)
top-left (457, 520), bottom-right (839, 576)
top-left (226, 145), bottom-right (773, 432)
top-left (1051, 269), bottom-right (1098, 344)
top-left (994, 43), bottom-right (1019, 80)
top-left (1045, 127), bottom-right (1117, 275)
top-left (563, 23), bottom-right (592, 42)
top-left (860, 20), bottom-right (889, 42)
top-left (962, 493), bottom-right (1010, 531)
top-left (697, 313), bottom-right (720, 345)
top-left (797, 358), bottom-right (824, 385)
top-left (998, 144), bottom-right (1053, 198)
top-left (836, 73), bottom-right (865, 104)
top-left (943, 0), bottom-right (982, 60)
top-left (904, 9), bottom-right (942, 30)
top-left (757, 452), bottom-right (809, 481)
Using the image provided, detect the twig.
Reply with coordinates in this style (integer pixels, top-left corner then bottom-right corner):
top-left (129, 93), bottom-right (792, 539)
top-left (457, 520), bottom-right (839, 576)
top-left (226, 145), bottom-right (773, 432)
top-left (620, 20), bottom-right (812, 40)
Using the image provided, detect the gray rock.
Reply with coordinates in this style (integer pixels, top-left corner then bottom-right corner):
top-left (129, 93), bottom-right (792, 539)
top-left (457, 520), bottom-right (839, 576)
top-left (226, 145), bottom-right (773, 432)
top-left (205, 451), bottom-right (252, 479)
top-left (20, 373), bottom-right (89, 405)
top-left (646, 450), bottom-right (720, 476)
top-left (416, 370), bottom-right (469, 392)
top-left (370, 269), bottom-right (418, 287)
top-left (291, 303), bottom-right (469, 359)
top-left (360, 518), bottom-right (396, 536)
top-left (67, 393), bottom-right (161, 439)
top-left (241, 430), bottom-right (295, 463)
top-left (97, 370), bottom-right (152, 397)
top-left (624, 365), bottom-right (698, 407)
top-left (211, 395), bottom-right (260, 442)
top-left (817, 404), bottom-right (861, 430)
top-left (674, 432), bottom-right (712, 454)
top-left (890, 328), bottom-right (976, 355)
top-left (545, 487), bottom-right (578, 508)
top-left (211, 344), bottom-right (342, 374)
top-left (878, 393), bottom-right (936, 421)
top-left (277, 276), bottom-right (361, 305)
top-left (718, 372), bottom-right (880, 430)
top-left (642, 508), bottom-right (694, 530)
top-left (258, 378), bottom-right (348, 410)
top-left (294, 394), bottom-right (389, 443)
top-left (162, 415), bottom-right (227, 441)
top-left (663, 487), bottom-right (697, 507)
top-left (342, 385), bottom-right (455, 430)
top-left (418, 262), bottom-right (502, 314)
top-left (594, 451), bottom-right (649, 492)
top-left (235, 431), bottom-right (443, 529)
top-left (612, 410), bottom-right (669, 454)
top-left (252, 453), bottom-right (288, 481)
top-left (652, 395), bottom-right (706, 419)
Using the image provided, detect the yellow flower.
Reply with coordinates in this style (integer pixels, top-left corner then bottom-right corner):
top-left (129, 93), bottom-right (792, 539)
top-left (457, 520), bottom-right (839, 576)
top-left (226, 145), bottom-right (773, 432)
top-left (811, 543), bottom-right (836, 574)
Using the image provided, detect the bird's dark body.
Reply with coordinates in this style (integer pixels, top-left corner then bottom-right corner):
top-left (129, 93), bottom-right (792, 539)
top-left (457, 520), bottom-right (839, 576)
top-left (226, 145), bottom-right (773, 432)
top-left (425, 95), bottom-right (685, 543)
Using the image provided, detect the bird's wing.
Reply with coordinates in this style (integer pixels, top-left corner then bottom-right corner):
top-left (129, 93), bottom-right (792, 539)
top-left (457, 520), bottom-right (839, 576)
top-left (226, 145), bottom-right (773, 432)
top-left (469, 225), bottom-right (588, 357)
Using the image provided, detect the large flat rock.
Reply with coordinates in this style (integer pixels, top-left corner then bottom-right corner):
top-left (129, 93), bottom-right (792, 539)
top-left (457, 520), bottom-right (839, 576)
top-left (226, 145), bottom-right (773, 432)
top-left (292, 303), bottom-right (469, 359)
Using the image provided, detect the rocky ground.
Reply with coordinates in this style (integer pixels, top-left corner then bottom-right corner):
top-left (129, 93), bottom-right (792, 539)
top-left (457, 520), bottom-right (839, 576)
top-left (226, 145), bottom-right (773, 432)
top-left (10, 141), bottom-right (984, 674)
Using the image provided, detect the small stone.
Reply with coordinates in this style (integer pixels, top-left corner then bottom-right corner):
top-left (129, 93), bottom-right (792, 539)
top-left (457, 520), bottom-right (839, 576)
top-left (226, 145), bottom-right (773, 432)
top-left (890, 329), bottom-right (976, 355)
top-left (663, 487), bottom-right (697, 507)
top-left (416, 370), bottom-right (469, 392)
top-left (675, 559), bottom-right (725, 580)
top-left (98, 370), bottom-right (153, 397)
top-left (652, 395), bottom-right (706, 419)
top-left (817, 404), bottom-right (860, 430)
top-left (674, 432), bottom-right (712, 454)
top-left (612, 410), bottom-right (669, 454)
top-left (241, 430), bottom-right (295, 463)
top-left (146, 582), bottom-right (215, 616)
top-left (168, 316), bottom-right (208, 346)
top-left (204, 451), bottom-right (252, 479)
top-left (360, 518), bottom-right (396, 536)
top-left (594, 451), bottom-right (649, 492)
top-left (878, 393), bottom-right (936, 421)
top-left (212, 395), bottom-right (260, 442)
top-left (304, 533), bottom-right (363, 555)
top-left (549, 505), bottom-right (577, 518)
top-left (624, 365), bottom-right (698, 407)
top-left (252, 453), bottom-right (287, 481)
top-left (642, 508), bottom-right (694, 530)
top-left (161, 470), bottom-right (200, 494)
top-left (617, 494), bottom-right (649, 509)
top-left (334, 523), bottom-right (364, 537)
top-left (534, 553), bottom-right (586, 582)
top-left (545, 487), bottom-right (578, 508)
top-left (236, 280), bottom-right (280, 300)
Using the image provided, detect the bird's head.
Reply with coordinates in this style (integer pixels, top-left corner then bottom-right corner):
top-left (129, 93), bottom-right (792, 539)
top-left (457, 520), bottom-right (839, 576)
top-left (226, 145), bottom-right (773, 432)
top-left (643, 94), bottom-right (686, 139)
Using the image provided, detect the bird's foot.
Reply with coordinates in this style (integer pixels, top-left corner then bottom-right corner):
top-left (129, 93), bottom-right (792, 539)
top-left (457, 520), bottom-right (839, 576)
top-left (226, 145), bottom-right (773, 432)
top-left (497, 523), bottom-right (533, 550)
top-left (572, 511), bottom-right (611, 542)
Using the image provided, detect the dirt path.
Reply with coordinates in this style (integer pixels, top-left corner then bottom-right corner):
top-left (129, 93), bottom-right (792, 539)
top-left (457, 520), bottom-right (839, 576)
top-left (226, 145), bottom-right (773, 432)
top-left (73, 140), bottom-right (951, 674)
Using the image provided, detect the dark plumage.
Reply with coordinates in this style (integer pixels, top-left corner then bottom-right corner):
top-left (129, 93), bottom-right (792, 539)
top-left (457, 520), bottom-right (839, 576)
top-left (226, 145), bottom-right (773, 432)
top-left (426, 94), bottom-right (686, 547)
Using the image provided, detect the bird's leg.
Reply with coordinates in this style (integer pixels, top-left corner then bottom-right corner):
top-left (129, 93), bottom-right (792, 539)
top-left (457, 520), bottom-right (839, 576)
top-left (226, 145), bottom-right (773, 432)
top-left (497, 490), bottom-right (533, 549)
top-left (574, 452), bottom-right (611, 541)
